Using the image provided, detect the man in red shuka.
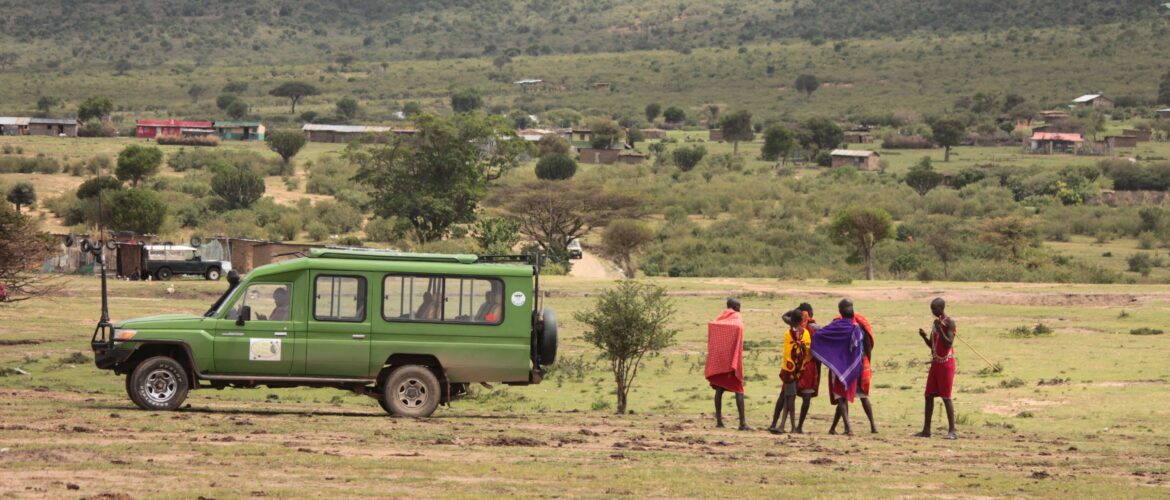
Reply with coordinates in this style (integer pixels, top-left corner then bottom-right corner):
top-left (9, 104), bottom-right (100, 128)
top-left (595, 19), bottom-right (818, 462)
top-left (830, 309), bottom-right (878, 434)
top-left (916, 297), bottom-right (958, 440)
top-left (705, 298), bottom-right (749, 430)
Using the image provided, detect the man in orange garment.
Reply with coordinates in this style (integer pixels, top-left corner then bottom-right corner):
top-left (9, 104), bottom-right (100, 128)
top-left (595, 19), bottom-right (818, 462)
top-left (705, 298), bottom-right (749, 430)
top-left (829, 307), bottom-right (878, 434)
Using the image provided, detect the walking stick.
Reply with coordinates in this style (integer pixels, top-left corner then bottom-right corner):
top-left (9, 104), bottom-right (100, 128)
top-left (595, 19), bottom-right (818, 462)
top-left (954, 333), bottom-right (1000, 372)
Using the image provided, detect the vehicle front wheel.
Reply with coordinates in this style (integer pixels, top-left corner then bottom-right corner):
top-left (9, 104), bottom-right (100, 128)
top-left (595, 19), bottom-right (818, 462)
top-left (376, 394), bottom-right (394, 415)
top-left (156, 268), bottom-right (173, 281)
top-left (127, 356), bottom-right (189, 411)
top-left (205, 267), bottom-right (221, 281)
top-left (382, 365), bottom-right (441, 418)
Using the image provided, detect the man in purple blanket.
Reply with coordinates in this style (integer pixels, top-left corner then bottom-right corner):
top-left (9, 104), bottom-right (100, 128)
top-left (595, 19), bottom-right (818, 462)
top-left (810, 299), bottom-right (865, 436)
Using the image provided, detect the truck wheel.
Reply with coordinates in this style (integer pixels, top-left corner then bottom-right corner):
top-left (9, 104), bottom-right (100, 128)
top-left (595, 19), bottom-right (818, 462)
top-left (156, 268), bottom-right (173, 281)
top-left (205, 267), bottom-right (221, 281)
top-left (127, 356), bottom-right (189, 411)
top-left (382, 365), bottom-right (441, 417)
top-left (376, 394), bottom-right (394, 415)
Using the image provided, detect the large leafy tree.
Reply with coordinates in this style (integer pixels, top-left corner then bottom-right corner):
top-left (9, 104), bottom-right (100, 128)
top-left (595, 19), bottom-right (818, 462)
top-left (645, 103), bottom-right (662, 123)
top-left (671, 145), bottom-right (706, 172)
top-left (115, 145), bottom-right (163, 187)
top-left (6, 182), bottom-right (36, 212)
top-left (829, 206), bottom-right (894, 280)
top-left (663, 106), bottom-right (686, 124)
top-left (336, 97), bottom-right (359, 119)
top-left (211, 164), bottom-right (266, 209)
top-left (575, 281), bottom-right (678, 414)
top-left (718, 110), bottom-right (754, 154)
top-left (472, 217), bottom-right (521, 256)
top-left (269, 81), bottom-right (320, 113)
top-left (265, 131), bottom-right (307, 165)
top-left (351, 113), bottom-right (530, 243)
top-left (490, 180), bottom-right (643, 262)
top-left (799, 117), bottom-right (843, 160)
top-left (928, 117), bottom-right (966, 161)
top-left (77, 96), bottom-right (113, 122)
top-left (108, 189), bottom-right (167, 235)
top-left (795, 74), bottom-right (820, 99)
top-left (761, 123), bottom-right (798, 167)
top-left (450, 87), bottom-right (483, 113)
top-left (587, 117), bottom-right (622, 149)
top-left (980, 215), bottom-right (1035, 260)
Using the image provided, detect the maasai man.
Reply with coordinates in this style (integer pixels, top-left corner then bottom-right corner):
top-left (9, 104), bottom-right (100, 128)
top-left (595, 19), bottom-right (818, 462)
top-left (794, 303), bottom-right (820, 433)
top-left (705, 298), bottom-right (749, 430)
top-left (830, 308), bottom-right (878, 434)
top-left (811, 299), bottom-right (865, 436)
top-left (770, 308), bottom-right (811, 434)
top-left (917, 297), bottom-right (958, 439)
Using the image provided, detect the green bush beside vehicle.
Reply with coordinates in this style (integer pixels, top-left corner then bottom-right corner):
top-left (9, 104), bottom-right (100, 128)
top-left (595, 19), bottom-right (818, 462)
top-left (92, 249), bottom-right (557, 417)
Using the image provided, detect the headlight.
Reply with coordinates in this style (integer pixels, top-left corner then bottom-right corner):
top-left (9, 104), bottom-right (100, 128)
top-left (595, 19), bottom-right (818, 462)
top-left (114, 329), bottom-right (137, 341)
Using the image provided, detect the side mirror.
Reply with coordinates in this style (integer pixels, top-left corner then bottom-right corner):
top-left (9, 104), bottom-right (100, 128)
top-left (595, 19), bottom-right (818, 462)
top-left (237, 305), bottom-right (251, 326)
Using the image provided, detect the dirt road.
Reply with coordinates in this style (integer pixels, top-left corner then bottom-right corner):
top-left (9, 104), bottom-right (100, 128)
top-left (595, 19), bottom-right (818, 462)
top-left (568, 250), bottom-right (619, 279)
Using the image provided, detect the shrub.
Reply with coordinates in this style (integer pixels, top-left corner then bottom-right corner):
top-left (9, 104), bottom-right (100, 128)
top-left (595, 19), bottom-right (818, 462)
top-left (672, 144), bottom-right (706, 172)
top-left (305, 158), bottom-right (359, 195)
top-left (1129, 328), bottom-right (1164, 336)
top-left (307, 221), bottom-right (330, 241)
top-left (881, 135), bottom-right (934, 149)
top-left (1127, 253), bottom-right (1153, 276)
top-left (76, 176), bottom-right (123, 199)
top-left (108, 189), bottom-right (167, 235)
top-left (535, 153), bottom-right (577, 180)
top-left (365, 216), bottom-right (406, 243)
top-left (1006, 323), bottom-right (1053, 338)
top-left (156, 134), bottom-right (219, 147)
top-left (314, 201), bottom-right (363, 233)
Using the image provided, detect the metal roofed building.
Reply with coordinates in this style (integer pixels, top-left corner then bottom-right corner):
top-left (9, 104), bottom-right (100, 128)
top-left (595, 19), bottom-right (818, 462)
top-left (1071, 94), bottom-right (1114, 110)
top-left (213, 120), bottom-right (266, 141)
top-left (830, 149), bottom-right (881, 171)
top-left (0, 117), bottom-right (31, 135)
top-left (302, 123), bottom-right (416, 143)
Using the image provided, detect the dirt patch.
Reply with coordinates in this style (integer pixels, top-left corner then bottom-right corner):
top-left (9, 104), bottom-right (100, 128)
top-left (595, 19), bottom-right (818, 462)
top-left (983, 398), bottom-right (1067, 416)
top-left (481, 436), bottom-right (546, 447)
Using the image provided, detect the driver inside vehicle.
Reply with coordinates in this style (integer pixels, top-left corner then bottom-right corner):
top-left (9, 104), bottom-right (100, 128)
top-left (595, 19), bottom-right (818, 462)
top-left (269, 287), bottom-right (290, 321)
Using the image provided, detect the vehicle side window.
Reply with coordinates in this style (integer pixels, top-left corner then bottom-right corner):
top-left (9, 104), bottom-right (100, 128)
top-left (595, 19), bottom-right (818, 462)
top-left (226, 283), bottom-right (292, 321)
top-left (382, 275), bottom-right (503, 324)
top-left (314, 275), bottom-right (366, 322)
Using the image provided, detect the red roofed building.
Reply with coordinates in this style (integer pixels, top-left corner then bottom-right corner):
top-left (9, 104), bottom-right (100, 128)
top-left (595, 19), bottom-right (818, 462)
top-left (136, 119), bottom-right (214, 139)
top-left (1029, 132), bottom-right (1083, 154)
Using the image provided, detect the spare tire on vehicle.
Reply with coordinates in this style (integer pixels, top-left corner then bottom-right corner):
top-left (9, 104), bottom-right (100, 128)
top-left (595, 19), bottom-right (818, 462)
top-left (538, 307), bottom-right (557, 365)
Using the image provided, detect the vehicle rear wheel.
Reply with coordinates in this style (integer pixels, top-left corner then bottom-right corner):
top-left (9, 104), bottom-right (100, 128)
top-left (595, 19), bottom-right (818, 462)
top-left (376, 394), bottom-right (394, 415)
top-left (127, 356), bottom-right (189, 411)
top-left (382, 365), bottom-right (441, 418)
top-left (156, 268), bottom-right (173, 281)
top-left (205, 267), bottom-right (221, 281)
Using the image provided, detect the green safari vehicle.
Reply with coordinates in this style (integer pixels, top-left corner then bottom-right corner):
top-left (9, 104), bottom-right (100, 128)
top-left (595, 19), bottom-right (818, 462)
top-left (91, 249), bottom-right (558, 417)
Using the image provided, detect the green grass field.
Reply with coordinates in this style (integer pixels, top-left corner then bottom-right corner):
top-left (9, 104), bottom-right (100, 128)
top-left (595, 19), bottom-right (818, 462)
top-left (2, 276), bottom-right (1169, 496)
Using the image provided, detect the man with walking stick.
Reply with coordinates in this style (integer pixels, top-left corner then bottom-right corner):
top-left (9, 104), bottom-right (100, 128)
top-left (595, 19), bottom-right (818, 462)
top-left (916, 297), bottom-right (958, 440)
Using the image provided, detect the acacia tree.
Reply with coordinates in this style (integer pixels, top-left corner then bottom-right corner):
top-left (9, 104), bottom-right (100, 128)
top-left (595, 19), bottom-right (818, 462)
top-left (265, 131), bottom-right (307, 165)
top-left (929, 117), bottom-right (966, 161)
top-left (115, 145), bottom-right (163, 187)
top-left (719, 110), bottom-right (754, 154)
top-left (795, 74), bottom-right (820, 99)
top-left (269, 82), bottom-right (320, 113)
top-left (761, 123), bottom-right (797, 167)
top-left (35, 96), bottom-right (61, 115)
top-left (336, 97), bottom-right (358, 119)
top-left (6, 182), bottom-right (36, 212)
top-left (799, 117), bottom-right (843, 160)
top-left (830, 206), bottom-right (893, 280)
top-left (980, 215), bottom-right (1034, 260)
top-left (923, 215), bottom-right (966, 279)
top-left (351, 113), bottom-right (530, 243)
top-left (490, 180), bottom-right (642, 261)
top-left (601, 219), bottom-right (655, 279)
top-left (472, 217), bottom-right (521, 255)
top-left (77, 96), bottom-right (113, 123)
top-left (0, 204), bottom-right (61, 305)
top-left (108, 189), bottom-right (167, 235)
top-left (187, 84), bottom-right (207, 103)
top-left (905, 157), bottom-right (943, 196)
top-left (575, 281), bottom-right (678, 414)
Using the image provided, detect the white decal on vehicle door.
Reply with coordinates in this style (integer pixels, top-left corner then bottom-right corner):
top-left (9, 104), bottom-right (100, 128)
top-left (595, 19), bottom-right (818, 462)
top-left (249, 338), bottom-right (282, 361)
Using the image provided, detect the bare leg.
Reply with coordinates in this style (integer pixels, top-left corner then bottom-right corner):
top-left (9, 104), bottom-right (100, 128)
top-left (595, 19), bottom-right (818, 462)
top-left (915, 396), bottom-right (934, 437)
top-left (795, 396), bottom-right (811, 433)
top-left (860, 397), bottom-right (877, 433)
top-left (837, 400), bottom-right (853, 436)
top-left (735, 392), bottom-right (750, 431)
top-left (714, 388), bottom-right (725, 428)
top-left (828, 401), bottom-right (842, 434)
top-left (769, 391), bottom-right (784, 431)
top-left (942, 398), bottom-right (957, 439)
top-left (785, 395), bottom-right (798, 432)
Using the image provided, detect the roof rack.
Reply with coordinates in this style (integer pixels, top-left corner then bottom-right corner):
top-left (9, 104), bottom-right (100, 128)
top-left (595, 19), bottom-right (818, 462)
top-left (309, 248), bottom-right (478, 264)
top-left (475, 254), bottom-right (539, 266)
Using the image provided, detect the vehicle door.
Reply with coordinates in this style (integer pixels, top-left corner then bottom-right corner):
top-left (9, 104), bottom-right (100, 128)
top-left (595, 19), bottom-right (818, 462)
top-left (212, 281), bottom-right (297, 375)
top-left (304, 273), bottom-right (371, 378)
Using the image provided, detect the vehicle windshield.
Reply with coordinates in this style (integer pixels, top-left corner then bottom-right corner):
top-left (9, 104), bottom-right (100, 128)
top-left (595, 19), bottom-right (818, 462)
top-left (205, 278), bottom-right (242, 317)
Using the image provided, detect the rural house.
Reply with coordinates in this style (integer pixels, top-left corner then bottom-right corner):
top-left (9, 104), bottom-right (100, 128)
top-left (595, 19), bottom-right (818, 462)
top-left (213, 120), bottom-right (266, 141)
top-left (0, 117), bottom-right (30, 135)
top-left (1104, 135), bottom-right (1139, 149)
top-left (301, 124), bottom-right (415, 143)
top-left (1158, 108), bottom-right (1170, 120)
top-left (28, 118), bottom-right (78, 137)
top-left (1039, 110), bottom-right (1071, 122)
top-left (1122, 129), bottom-right (1152, 142)
top-left (1029, 132), bottom-right (1083, 154)
top-left (708, 129), bottom-right (723, 142)
top-left (578, 148), bottom-right (621, 165)
top-left (829, 149), bottom-right (881, 171)
top-left (640, 128), bottom-right (668, 140)
top-left (135, 119), bottom-right (214, 139)
top-left (618, 151), bottom-right (648, 164)
top-left (1071, 94), bottom-right (1114, 110)
top-left (843, 131), bottom-right (874, 144)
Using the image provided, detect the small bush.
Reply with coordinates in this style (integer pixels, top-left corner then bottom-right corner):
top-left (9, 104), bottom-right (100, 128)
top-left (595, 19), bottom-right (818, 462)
top-left (998, 377), bottom-right (1027, 389)
top-left (1129, 328), bottom-right (1164, 336)
top-left (1007, 323), bottom-right (1053, 338)
top-left (535, 153), bottom-right (577, 180)
top-left (57, 352), bottom-right (91, 365)
top-left (1127, 253), bottom-right (1153, 276)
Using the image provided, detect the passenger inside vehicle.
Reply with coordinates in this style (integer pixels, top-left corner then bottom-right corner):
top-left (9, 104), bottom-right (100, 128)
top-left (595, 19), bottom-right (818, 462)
top-left (475, 285), bottom-right (503, 323)
top-left (269, 287), bottom-right (290, 321)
